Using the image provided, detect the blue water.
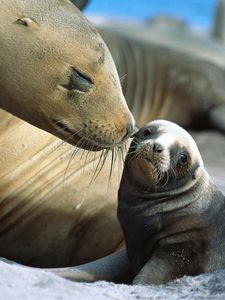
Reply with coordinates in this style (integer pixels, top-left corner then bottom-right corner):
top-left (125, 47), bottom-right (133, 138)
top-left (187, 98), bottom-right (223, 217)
top-left (85, 0), bottom-right (218, 29)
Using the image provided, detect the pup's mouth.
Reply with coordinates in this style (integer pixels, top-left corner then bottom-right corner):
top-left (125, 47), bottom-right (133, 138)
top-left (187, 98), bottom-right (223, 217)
top-left (128, 143), bottom-right (154, 164)
top-left (52, 119), bottom-right (121, 151)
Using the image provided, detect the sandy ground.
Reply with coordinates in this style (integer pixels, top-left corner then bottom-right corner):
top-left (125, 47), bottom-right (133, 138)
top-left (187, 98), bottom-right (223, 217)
top-left (1, 258), bottom-right (225, 300)
top-left (0, 130), bottom-right (224, 299)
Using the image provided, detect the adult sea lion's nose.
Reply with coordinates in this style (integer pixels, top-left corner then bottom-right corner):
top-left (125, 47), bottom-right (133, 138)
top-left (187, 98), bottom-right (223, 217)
top-left (122, 123), bottom-right (137, 141)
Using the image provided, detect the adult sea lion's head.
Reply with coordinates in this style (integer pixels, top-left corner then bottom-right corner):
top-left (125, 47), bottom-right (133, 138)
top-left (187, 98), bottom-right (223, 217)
top-left (0, 0), bottom-right (135, 150)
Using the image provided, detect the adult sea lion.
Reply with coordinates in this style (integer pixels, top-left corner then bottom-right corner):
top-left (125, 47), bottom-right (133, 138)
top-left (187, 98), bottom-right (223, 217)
top-left (118, 120), bottom-right (225, 285)
top-left (0, 0), bottom-right (136, 267)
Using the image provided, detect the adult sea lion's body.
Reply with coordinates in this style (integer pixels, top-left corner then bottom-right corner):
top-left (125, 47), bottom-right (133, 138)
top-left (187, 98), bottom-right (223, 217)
top-left (0, 109), bottom-right (125, 267)
top-left (118, 120), bottom-right (225, 284)
top-left (0, 0), bottom-right (136, 267)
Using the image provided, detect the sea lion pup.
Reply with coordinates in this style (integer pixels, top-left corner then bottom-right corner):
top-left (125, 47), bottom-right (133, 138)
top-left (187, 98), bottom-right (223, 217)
top-left (0, 0), bottom-right (135, 150)
top-left (118, 120), bottom-right (225, 285)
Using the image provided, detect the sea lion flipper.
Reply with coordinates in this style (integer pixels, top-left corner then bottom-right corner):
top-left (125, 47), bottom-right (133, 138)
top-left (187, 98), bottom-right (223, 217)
top-left (210, 104), bottom-right (225, 133)
top-left (48, 249), bottom-right (132, 283)
top-left (0, 257), bottom-right (20, 265)
top-left (132, 252), bottom-right (174, 285)
top-left (0, 251), bottom-right (130, 283)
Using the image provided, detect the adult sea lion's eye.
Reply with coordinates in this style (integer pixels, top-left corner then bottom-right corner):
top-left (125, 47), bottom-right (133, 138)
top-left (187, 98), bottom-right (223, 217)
top-left (64, 68), bottom-right (93, 93)
top-left (16, 18), bottom-right (37, 27)
top-left (179, 152), bottom-right (188, 165)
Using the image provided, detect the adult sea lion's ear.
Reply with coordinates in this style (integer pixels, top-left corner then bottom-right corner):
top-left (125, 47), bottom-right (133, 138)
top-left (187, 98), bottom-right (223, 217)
top-left (69, 0), bottom-right (90, 10)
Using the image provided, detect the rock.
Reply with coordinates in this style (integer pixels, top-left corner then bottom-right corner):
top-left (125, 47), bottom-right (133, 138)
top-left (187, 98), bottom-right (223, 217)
top-left (192, 130), bottom-right (225, 194)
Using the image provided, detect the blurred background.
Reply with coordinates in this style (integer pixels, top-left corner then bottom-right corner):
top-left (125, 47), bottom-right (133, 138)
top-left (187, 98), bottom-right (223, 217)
top-left (84, 0), bottom-right (217, 31)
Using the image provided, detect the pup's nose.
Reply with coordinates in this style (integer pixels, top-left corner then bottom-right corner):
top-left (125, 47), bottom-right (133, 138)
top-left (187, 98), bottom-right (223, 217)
top-left (153, 142), bottom-right (164, 153)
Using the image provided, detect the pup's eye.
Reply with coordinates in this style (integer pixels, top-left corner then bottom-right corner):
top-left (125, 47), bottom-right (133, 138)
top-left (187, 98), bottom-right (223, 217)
top-left (63, 68), bottom-right (93, 93)
top-left (142, 128), bottom-right (152, 137)
top-left (133, 126), bottom-right (154, 139)
top-left (179, 152), bottom-right (188, 165)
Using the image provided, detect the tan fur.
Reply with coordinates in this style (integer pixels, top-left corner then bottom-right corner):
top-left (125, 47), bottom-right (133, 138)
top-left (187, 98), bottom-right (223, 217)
top-left (0, 109), bottom-right (125, 266)
top-left (98, 25), bottom-right (225, 130)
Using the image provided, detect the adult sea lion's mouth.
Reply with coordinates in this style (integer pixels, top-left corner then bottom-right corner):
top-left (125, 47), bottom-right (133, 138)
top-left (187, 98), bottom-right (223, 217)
top-left (52, 119), bottom-right (108, 151)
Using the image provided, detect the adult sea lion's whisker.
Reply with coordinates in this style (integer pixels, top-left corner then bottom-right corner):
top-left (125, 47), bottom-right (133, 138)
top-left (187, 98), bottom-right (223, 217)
top-left (120, 73), bottom-right (128, 83)
top-left (92, 151), bottom-right (97, 169)
top-left (115, 146), bottom-right (122, 179)
top-left (108, 149), bottom-right (115, 183)
top-left (63, 133), bottom-right (90, 179)
top-left (90, 149), bottom-right (105, 183)
top-left (34, 128), bottom-right (80, 166)
top-left (63, 146), bottom-right (80, 184)
top-left (120, 145), bottom-right (126, 163)
top-left (124, 143), bottom-right (128, 153)
top-left (119, 146), bottom-right (123, 164)
top-left (80, 148), bottom-right (86, 160)
top-left (117, 147), bottom-right (123, 172)
top-left (114, 146), bottom-right (118, 165)
top-left (83, 149), bottom-right (93, 174)
top-left (113, 146), bottom-right (119, 175)
top-left (93, 149), bottom-right (109, 181)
